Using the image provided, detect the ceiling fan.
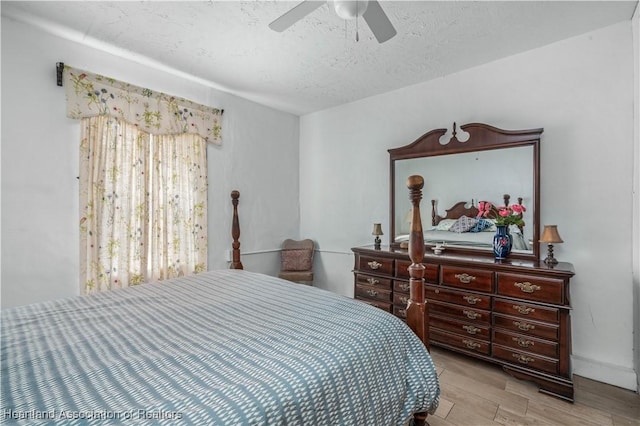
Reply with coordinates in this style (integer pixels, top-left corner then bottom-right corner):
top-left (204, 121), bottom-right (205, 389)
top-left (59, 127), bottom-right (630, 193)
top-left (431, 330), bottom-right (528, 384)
top-left (269, 0), bottom-right (397, 44)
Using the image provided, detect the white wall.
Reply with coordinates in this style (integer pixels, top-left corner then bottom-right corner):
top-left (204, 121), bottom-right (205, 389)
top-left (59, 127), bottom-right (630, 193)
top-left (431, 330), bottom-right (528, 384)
top-left (1, 16), bottom-right (300, 307)
top-left (301, 21), bottom-right (638, 391)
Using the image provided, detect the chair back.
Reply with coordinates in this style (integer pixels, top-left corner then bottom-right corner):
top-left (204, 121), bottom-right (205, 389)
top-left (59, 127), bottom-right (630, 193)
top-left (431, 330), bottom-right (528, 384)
top-left (279, 239), bottom-right (315, 284)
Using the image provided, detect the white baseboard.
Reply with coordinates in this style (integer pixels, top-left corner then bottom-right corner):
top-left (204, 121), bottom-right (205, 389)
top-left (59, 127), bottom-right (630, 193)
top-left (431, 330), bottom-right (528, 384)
top-left (572, 354), bottom-right (638, 392)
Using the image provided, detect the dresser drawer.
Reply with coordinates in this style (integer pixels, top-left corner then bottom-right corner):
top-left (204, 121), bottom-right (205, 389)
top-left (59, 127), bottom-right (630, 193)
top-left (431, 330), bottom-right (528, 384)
top-left (394, 305), bottom-right (408, 319)
top-left (493, 329), bottom-right (558, 358)
top-left (394, 280), bottom-right (411, 294)
top-left (497, 273), bottom-right (564, 305)
top-left (425, 285), bottom-right (491, 310)
top-left (493, 345), bottom-right (559, 375)
top-left (356, 297), bottom-right (392, 313)
top-left (359, 256), bottom-right (394, 276)
top-left (494, 298), bottom-right (559, 323)
top-left (442, 266), bottom-right (494, 293)
top-left (396, 260), bottom-right (438, 282)
top-left (430, 301), bottom-right (490, 325)
top-left (354, 284), bottom-right (392, 303)
top-left (355, 274), bottom-right (392, 289)
top-left (493, 313), bottom-right (558, 341)
top-left (430, 314), bottom-right (490, 340)
top-left (431, 328), bottom-right (490, 355)
top-left (394, 292), bottom-right (410, 306)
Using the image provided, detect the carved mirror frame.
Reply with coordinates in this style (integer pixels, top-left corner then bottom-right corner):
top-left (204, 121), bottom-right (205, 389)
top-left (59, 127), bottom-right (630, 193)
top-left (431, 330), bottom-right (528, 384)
top-left (389, 122), bottom-right (542, 261)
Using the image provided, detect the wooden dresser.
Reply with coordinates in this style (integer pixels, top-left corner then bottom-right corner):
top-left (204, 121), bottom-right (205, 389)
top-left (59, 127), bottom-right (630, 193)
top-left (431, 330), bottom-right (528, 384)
top-left (352, 245), bottom-right (575, 401)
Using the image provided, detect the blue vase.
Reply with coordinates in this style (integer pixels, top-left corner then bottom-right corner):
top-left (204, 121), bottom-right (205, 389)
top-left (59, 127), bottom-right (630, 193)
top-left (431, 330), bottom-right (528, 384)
top-left (493, 225), bottom-right (512, 260)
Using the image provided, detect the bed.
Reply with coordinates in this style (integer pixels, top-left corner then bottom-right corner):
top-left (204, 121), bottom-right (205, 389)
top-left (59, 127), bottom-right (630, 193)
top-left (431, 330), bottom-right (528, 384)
top-left (1, 190), bottom-right (439, 425)
top-left (395, 195), bottom-right (529, 251)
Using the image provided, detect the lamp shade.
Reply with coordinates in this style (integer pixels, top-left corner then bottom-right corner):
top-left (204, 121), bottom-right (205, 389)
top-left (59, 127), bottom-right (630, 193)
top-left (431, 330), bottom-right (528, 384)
top-left (539, 225), bottom-right (564, 244)
top-left (372, 223), bottom-right (383, 236)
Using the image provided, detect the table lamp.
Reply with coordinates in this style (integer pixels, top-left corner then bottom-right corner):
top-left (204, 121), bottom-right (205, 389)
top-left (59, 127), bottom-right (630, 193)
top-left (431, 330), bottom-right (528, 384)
top-left (372, 223), bottom-right (383, 250)
top-left (539, 225), bottom-right (563, 266)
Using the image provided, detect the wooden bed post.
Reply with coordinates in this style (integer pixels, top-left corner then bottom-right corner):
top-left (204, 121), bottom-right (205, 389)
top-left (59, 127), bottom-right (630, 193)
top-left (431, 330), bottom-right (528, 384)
top-left (230, 190), bottom-right (243, 270)
top-left (406, 176), bottom-right (429, 350)
top-left (431, 199), bottom-right (436, 226)
top-left (407, 175), bottom-right (430, 426)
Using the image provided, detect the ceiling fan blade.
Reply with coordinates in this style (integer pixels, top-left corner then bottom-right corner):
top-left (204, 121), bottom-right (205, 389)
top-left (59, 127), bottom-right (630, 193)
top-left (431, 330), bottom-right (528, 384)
top-left (362, 0), bottom-right (396, 43)
top-left (269, 1), bottom-right (325, 32)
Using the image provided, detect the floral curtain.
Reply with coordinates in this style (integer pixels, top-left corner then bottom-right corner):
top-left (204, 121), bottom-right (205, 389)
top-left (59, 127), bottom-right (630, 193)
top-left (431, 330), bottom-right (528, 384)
top-left (147, 132), bottom-right (208, 282)
top-left (79, 116), bottom-right (208, 294)
top-left (64, 65), bottom-right (222, 144)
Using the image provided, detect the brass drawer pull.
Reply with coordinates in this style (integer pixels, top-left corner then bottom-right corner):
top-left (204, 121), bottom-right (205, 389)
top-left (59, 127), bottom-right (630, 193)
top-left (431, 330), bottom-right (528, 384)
top-left (463, 295), bottom-right (482, 305)
top-left (462, 325), bottom-right (481, 335)
top-left (400, 283), bottom-right (410, 292)
top-left (400, 296), bottom-right (408, 304)
top-left (455, 273), bottom-right (476, 283)
top-left (366, 289), bottom-right (378, 297)
top-left (513, 337), bottom-right (535, 348)
top-left (366, 277), bottom-right (380, 285)
top-left (513, 304), bottom-right (535, 315)
top-left (367, 260), bottom-right (383, 270)
top-left (514, 281), bottom-right (542, 293)
top-left (397, 309), bottom-right (407, 317)
top-left (513, 354), bottom-right (535, 364)
top-left (463, 310), bottom-right (481, 320)
top-left (462, 339), bottom-right (481, 349)
top-left (513, 321), bottom-right (535, 331)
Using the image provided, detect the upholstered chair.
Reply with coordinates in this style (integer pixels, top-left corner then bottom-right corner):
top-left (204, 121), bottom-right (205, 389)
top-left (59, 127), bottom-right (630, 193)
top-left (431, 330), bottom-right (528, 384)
top-left (278, 239), bottom-right (315, 285)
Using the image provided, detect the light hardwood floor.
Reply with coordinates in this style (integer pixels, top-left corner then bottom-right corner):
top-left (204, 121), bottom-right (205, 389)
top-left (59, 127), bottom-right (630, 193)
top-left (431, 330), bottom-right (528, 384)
top-left (427, 347), bottom-right (640, 426)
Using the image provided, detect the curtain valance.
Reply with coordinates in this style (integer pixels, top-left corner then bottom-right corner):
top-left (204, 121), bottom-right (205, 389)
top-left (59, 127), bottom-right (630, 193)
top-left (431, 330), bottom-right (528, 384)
top-left (63, 65), bottom-right (222, 144)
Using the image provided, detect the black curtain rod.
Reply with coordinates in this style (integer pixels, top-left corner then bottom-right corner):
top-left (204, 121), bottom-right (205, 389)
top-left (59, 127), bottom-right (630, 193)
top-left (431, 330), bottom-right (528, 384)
top-left (56, 62), bottom-right (64, 86)
top-left (55, 61), bottom-right (224, 115)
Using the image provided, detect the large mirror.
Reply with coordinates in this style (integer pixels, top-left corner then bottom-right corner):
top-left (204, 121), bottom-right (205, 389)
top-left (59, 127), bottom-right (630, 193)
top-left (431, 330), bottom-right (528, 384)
top-left (389, 123), bottom-right (542, 261)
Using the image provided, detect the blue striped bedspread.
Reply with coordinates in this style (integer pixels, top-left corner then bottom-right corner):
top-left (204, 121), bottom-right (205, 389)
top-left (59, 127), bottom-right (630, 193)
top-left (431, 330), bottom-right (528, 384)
top-left (1, 270), bottom-right (439, 425)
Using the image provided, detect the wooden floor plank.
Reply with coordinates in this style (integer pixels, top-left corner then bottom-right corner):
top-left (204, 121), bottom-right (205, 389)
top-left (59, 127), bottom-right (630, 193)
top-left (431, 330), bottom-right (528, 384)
top-left (445, 403), bottom-right (503, 426)
top-left (525, 400), bottom-right (609, 426)
top-left (426, 414), bottom-right (459, 426)
top-left (433, 397), bottom-right (454, 419)
top-left (574, 375), bottom-right (640, 422)
top-left (429, 347), bottom-right (639, 426)
top-left (438, 368), bottom-right (529, 416)
top-left (612, 414), bottom-right (640, 426)
top-left (504, 378), bottom-right (614, 425)
top-left (494, 406), bottom-right (554, 426)
top-left (440, 383), bottom-right (500, 421)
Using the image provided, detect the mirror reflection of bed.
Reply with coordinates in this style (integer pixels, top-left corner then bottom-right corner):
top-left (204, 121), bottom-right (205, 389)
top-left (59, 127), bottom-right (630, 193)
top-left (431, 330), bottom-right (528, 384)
top-left (395, 193), bottom-right (530, 252)
top-left (389, 122), bottom-right (542, 261)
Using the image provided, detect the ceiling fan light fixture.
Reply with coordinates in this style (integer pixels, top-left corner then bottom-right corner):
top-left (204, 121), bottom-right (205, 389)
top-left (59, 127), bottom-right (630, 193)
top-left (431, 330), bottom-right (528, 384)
top-left (269, 0), bottom-right (396, 44)
top-left (331, 0), bottom-right (369, 20)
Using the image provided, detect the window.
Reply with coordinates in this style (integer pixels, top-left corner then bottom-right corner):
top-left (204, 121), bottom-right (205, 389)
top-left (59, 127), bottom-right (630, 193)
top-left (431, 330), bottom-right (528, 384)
top-left (79, 116), bottom-right (208, 293)
top-left (62, 65), bottom-right (221, 294)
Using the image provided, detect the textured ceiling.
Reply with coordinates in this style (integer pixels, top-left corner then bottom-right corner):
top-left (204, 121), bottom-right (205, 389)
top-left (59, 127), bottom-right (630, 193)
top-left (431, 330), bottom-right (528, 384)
top-left (2, 1), bottom-right (638, 115)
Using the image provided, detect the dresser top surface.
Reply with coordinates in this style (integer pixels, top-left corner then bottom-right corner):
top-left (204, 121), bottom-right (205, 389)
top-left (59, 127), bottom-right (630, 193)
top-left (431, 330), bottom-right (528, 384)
top-left (352, 245), bottom-right (575, 276)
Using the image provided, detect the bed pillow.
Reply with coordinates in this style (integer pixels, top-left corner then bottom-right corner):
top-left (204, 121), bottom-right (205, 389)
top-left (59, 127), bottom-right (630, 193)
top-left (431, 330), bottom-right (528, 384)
top-left (448, 216), bottom-right (478, 233)
top-left (469, 218), bottom-right (494, 233)
top-left (434, 219), bottom-right (457, 231)
top-left (483, 218), bottom-right (497, 232)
